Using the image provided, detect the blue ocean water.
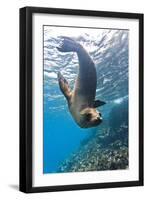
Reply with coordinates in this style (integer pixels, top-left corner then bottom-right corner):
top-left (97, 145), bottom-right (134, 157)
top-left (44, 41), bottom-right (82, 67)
top-left (43, 26), bottom-right (128, 173)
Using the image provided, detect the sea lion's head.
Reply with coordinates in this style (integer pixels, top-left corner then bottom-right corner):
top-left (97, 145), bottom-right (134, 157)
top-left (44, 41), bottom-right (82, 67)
top-left (79, 108), bottom-right (102, 128)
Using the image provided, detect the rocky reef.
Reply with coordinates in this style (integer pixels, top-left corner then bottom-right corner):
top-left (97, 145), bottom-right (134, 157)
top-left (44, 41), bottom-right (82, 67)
top-left (58, 99), bottom-right (129, 173)
top-left (58, 124), bottom-right (128, 172)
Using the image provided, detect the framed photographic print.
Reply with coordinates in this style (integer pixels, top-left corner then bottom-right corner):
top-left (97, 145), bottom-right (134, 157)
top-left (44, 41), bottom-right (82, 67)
top-left (19, 7), bottom-right (144, 193)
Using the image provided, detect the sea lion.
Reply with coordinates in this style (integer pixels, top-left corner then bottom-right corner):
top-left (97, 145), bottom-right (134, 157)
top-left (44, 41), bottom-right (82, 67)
top-left (57, 37), bottom-right (106, 128)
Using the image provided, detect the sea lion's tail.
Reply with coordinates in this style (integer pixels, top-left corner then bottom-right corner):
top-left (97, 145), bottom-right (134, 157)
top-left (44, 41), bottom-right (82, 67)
top-left (57, 36), bottom-right (80, 52)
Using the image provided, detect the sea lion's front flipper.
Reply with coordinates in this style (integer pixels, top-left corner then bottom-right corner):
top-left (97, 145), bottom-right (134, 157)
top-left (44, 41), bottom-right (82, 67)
top-left (57, 72), bottom-right (72, 101)
top-left (93, 100), bottom-right (106, 108)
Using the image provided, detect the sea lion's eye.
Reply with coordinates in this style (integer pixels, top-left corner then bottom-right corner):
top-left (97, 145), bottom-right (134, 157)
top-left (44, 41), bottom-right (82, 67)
top-left (85, 113), bottom-right (91, 121)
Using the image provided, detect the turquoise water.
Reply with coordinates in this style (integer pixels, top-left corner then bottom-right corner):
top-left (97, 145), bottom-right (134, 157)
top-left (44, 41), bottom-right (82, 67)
top-left (43, 26), bottom-right (128, 173)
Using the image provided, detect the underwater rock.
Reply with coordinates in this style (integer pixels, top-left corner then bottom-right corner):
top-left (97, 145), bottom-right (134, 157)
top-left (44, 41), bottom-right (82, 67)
top-left (57, 127), bottom-right (128, 173)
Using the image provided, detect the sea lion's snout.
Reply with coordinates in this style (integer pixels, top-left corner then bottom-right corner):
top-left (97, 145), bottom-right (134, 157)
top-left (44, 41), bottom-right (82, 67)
top-left (93, 113), bottom-right (102, 125)
top-left (98, 112), bottom-right (103, 121)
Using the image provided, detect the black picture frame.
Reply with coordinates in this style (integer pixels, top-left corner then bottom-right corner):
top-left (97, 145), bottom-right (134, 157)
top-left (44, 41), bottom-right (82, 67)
top-left (19, 6), bottom-right (144, 193)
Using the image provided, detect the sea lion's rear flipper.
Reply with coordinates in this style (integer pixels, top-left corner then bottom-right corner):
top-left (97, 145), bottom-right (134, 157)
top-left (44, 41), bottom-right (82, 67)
top-left (57, 72), bottom-right (72, 101)
top-left (57, 37), bottom-right (79, 52)
top-left (93, 100), bottom-right (106, 108)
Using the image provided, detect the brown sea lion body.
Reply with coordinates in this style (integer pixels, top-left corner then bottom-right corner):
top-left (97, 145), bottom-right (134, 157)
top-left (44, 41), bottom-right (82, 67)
top-left (57, 37), bottom-right (105, 128)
